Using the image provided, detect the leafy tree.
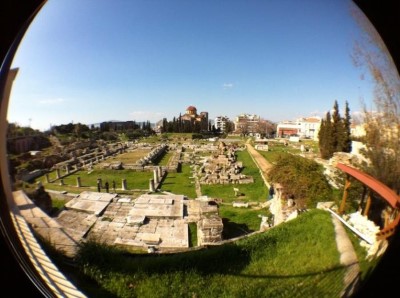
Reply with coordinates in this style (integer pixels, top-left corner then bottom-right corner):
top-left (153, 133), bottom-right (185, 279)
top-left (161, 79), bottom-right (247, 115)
top-left (237, 121), bottom-right (249, 137)
top-left (267, 154), bottom-right (332, 208)
top-left (318, 101), bottom-right (352, 159)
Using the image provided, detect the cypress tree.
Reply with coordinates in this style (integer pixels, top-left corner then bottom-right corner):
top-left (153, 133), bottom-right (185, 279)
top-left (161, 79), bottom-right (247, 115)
top-left (343, 100), bottom-right (352, 152)
top-left (318, 118), bottom-right (327, 158)
top-left (319, 111), bottom-right (335, 159)
top-left (332, 100), bottom-right (344, 152)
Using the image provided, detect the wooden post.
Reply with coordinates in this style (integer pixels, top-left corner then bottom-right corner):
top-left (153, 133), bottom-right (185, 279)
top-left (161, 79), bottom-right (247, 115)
top-left (339, 175), bottom-right (351, 215)
top-left (363, 189), bottom-right (372, 216)
top-left (358, 185), bottom-right (367, 212)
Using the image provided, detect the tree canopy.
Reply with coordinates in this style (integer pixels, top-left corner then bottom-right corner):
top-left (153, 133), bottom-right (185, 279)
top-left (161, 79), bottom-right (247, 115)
top-left (267, 154), bottom-right (332, 208)
top-left (318, 100), bottom-right (352, 159)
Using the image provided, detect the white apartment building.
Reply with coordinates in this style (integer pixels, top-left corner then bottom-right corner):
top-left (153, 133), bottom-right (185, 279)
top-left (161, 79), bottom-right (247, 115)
top-left (277, 117), bottom-right (321, 140)
top-left (214, 116), bottom-right (230, 132)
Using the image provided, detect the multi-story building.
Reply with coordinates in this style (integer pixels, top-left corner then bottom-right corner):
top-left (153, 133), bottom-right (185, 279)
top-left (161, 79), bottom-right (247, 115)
top-left (234, 114), bottom-right (261, 136)
top-left (214, 116), bottom-right (230, 132)
top-left (276, 117), bottom-right (321, 140)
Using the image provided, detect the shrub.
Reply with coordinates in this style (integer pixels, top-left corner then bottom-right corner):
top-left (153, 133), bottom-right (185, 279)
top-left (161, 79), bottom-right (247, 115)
top-left (268, 154), bottom-right (332, 207)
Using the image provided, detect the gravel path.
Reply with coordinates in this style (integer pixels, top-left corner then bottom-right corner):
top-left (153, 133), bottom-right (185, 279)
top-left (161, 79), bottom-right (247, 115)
top-left (331, 215), bottom-right (361, 297)
top-left (245, 141), bottom-right (273, 187)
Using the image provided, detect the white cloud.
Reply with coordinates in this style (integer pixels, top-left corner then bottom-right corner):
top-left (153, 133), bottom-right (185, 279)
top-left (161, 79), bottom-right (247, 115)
top-left (38, 98), bottom-right (65, 105)
top-left (222, 83), bottom-right (234, 89)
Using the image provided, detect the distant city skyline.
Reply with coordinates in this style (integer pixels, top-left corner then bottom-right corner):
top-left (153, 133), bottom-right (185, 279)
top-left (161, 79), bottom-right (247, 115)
top-left (7, 0), bottom-right (381, 131)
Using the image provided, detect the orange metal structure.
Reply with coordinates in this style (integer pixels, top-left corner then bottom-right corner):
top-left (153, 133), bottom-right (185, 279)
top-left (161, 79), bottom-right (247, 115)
top-left (336, 163), bottom-right (400, 240)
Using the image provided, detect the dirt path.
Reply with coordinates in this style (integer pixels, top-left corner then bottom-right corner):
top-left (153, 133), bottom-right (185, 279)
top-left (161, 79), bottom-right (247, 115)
top-left (245, 140), bottom-right (273, 187)
top-left (331, 214), bottom-right (361, 297)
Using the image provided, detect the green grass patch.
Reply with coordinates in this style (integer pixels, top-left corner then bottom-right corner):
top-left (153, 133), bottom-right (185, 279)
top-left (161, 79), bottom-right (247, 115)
top-left (257, 140), bottom-right (320, 164)
top-left (160, 164), bottom-right (197, 199)
top-left (201, 149), bottom-right (268, 203)
top-left (51, 198), bottom-right (66, 210)
top-left (256, 147), bottom-right (292, 164)
top-left (219, 205), bottom-right (270, 238)
top-left (73, 209), bottom-right (347, 298)
top-left (40, 169), bottom-right (153, 191)
top-left (188, 223), bottom-right (198, 247)
top-left (106, 149), bottom-right (151, 164)
top-left (153, 151), bottom-right (173, 166)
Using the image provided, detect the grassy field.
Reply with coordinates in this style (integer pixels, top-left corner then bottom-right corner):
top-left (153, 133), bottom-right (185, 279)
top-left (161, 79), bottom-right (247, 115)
top-left (37, 148), bottom-right (171, 194)
top-left (40, 168), bottom-right (154, 191)
top-left (201, 149), bottom-right (268, 203)
top-left (105, 149), bottom-right (152, 163)
top-left (156, 151), bottom-right (174, 166)
top-left (256, 140), bottom-right (320, 164)
top-left (219, 205), bottom-right (271, 238)
top-left (68, 209), bottom-right (357, 298)
top-left (160, 164), bottom-right (197, 199)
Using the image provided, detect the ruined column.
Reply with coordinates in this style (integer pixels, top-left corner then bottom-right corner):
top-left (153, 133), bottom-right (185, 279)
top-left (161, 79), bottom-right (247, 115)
top-left (149, 179), bottom-right (155, 192)
top-left (76, 177), bottom-right (81, 187)
top-left (59, 179), bottom-right (64, 186)
top-left (122, 179), bottom-right (127, 190)
top-left (56, 168), bottom-right (60, 179)
top-left (65, 165), bottom-right (70, 174)
top-left (158, 166), bottom-right (163, 179)
top-left (153, 168), bottom-right (159, 184)
top-left (45, 173), bottom-right (50, 183)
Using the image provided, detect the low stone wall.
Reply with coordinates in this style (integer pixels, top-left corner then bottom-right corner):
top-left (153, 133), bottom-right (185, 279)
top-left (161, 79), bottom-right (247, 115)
top-left (46, 189), bottom-right (76, 201)
top-left (165, 148), bottom-right (181, 173)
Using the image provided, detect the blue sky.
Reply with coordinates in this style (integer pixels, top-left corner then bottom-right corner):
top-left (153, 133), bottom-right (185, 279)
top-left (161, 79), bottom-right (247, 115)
top-left (8, 0), bottom-right (377, 131)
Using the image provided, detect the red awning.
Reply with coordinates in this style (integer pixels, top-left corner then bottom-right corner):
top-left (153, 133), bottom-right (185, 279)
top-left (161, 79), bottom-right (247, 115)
top-left (336, 163), bottom-right (400, 209)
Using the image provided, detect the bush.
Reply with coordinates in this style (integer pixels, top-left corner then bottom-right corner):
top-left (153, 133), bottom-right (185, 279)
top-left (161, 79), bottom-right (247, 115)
top-left (268, 154), bottom-right (332, 207)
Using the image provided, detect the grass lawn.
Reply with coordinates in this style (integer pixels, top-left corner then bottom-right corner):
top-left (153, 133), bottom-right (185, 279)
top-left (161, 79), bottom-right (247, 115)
top-left (39, 168), bottom-right (154, 192)
top-left (201, 149), bottom-right (268, 203)
top-left (71, 209), bottom-right (348, 298)
top-left (105, 149), bottom-right (152, 163)
top-left (155, 151), bottom-right (173, 166)
top-left (256, 140), bottom-right (320, 164)
top-left (160, 164), bottom-right (197, 199)
top-left (188, 223), bottom-right (198, 247)
top-left (219, 205), bottom-right (271, 238)
top-left (256, 144), bottom-right (293, 164)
